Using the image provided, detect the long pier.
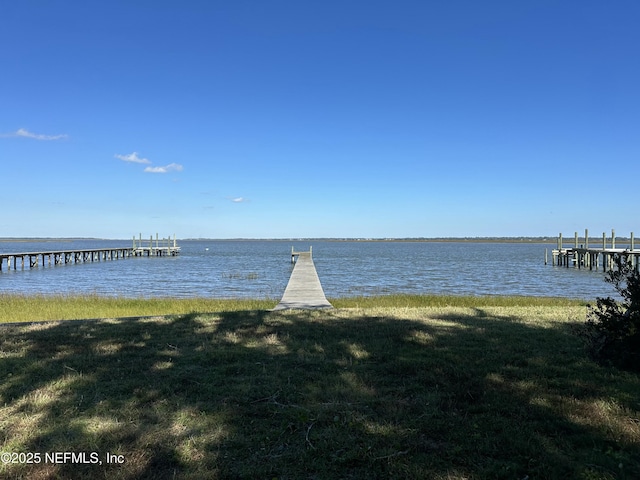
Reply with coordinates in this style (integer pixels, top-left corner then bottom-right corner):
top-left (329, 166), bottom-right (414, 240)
top-left (549, 229), bottom-right (639, 271)
top-left (0, 234), bottom-right (180, 272)
top-left (273, 247), bottom-right (333, 310)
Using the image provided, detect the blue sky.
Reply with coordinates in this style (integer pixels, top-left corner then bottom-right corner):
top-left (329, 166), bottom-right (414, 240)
top-left (1, 1), bottom-right (638, 239)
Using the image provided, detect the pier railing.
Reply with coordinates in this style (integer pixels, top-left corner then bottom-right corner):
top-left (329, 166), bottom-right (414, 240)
top-left (132, 234), bottom-right (180, 257)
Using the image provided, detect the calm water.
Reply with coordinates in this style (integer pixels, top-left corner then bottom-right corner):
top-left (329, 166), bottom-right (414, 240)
top-left (0, 240), bottom-right (619, 300)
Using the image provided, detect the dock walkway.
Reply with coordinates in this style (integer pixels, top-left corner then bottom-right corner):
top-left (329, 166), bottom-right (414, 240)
top-left (0, 235), bottom-right (179, 271)
top-left (273, 249), bottom-right (333, 310)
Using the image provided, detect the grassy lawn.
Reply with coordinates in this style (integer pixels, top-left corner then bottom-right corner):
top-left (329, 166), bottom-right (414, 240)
top-left (0, 296), bottom-right (638, 479)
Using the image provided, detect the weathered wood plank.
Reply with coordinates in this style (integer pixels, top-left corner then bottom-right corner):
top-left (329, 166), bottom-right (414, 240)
top-left (274, 251), bottom-right (333, 310)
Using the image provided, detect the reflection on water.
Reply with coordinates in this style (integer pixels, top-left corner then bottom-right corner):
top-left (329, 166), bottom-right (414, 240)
top-left (0, 240), bottom-right (617, 300)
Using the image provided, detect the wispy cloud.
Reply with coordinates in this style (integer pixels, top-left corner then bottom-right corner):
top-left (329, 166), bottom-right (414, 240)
top-left (230, 197), bottom-right (247, 203)
top-left (2, 128), bottom-right (68, 140)
top-left (144, 163), bottom-right (184, 174)
top-left (116, 151), bottom-right (183, 174)
top-left (115, 152), bottom-right (151, 164)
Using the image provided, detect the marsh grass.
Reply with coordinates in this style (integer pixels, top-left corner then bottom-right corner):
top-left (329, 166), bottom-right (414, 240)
top-left (221, 272), bottom-right (260, 280)
top-left (0, 294), bottom-right (586, 324)
top-left (330, 294), bottom-right (588, 309)
top-left (1, 303), bottom-right (638, 479)
top-left (0, 294), bottom-right (276, 323)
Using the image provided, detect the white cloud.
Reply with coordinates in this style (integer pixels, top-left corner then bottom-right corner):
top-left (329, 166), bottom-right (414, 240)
top-left (228, 197), bottom-right (250, 203)
top-left (2, 128), bottom-right (68, 140)
top-left (116, 152), bottom-right (183, 174)
top-left (115, 152), bottom-right (151, 164)
top-left (144, 163), bottom-right (184, 174)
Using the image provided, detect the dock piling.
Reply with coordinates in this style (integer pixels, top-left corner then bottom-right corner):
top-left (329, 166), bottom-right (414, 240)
top-left (585, 228), bottom-right (589, 250)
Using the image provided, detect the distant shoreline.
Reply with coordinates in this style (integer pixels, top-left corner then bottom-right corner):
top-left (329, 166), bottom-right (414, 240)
top-left (1, 236), bottom-right (634, 244)
top-left (0, 236), bottom-right (634, 244)
top-left (0, 238), bottom-right (104, 243)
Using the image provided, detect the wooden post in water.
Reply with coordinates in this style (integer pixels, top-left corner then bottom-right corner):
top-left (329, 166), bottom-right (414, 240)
top-left (556, 233), bottom-right (562, 266)
top-left (632, 232), bottom-right (637, 271)
top-left (583, 228), bottom-right (589, 268)
top-left (585, 228), bottom-right (589, 250)
top-left (612, 229), bottom-right (616, 250)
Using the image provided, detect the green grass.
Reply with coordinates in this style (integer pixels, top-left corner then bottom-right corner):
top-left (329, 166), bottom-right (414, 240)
top-left (0, 298), bottom-right (638, 479)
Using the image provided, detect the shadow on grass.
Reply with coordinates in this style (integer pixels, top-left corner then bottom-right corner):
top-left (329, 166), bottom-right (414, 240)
top-left (0, 308), bottom-right (639, 479)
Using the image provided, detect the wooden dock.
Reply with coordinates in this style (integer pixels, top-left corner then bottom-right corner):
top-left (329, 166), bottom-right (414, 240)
top-left (273, 248), bottom-right (333, 310)
top-left (549, 229), bottom-right (639, 271)
top-left (0, 234), bottom-right (180, 271)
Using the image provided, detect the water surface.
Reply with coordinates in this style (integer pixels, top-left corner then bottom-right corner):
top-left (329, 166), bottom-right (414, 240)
top-left (0, 240), bottom-right (617, 300)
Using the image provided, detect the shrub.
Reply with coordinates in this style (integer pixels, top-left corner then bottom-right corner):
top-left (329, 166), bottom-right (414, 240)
top-left (580, 259), bottom-right (640, 371)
